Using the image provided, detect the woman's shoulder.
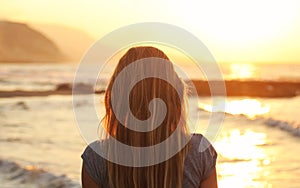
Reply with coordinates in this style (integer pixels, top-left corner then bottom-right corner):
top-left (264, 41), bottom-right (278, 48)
top-left (182, 134), bottom-right (217, 187)
top-left (81, 140), bottom-right (108, 186)
top-left (82, 140), bottom-right (109, 169)
top-left (82, 140), bottom-right (100, 155)
top-left (189, 134), bottom-right (214, 151)
top-left (187, 134), bottom-right (217, 164)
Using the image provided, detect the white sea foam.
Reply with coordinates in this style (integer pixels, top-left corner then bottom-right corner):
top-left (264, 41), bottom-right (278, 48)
top-left (265, 118), bottom-right (300, 137)
top-left (0, 159), bottom-right (80, 188)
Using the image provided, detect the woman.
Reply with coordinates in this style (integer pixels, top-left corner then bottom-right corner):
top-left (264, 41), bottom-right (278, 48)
top-left (81, 46), bottom-right (218, 188)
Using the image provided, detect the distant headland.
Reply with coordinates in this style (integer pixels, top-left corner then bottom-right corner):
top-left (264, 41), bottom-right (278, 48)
top-left (0, 21), bottom-right (66, 62)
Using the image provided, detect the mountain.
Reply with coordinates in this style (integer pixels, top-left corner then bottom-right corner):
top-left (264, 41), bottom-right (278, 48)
top-left (0, 21), bottom-right (66, 62)
top-left (30, 23), bottom-right (95, 62)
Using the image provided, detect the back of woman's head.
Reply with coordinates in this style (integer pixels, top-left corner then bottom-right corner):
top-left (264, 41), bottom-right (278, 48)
top-left (103, 46), bottom-right (190, 188)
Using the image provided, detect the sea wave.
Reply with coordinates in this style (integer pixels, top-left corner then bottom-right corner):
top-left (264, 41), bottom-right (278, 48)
top-left (198, 94), bottom-right (300, 137)
top-left (264, 118), bottom-right (300, 137)
top-left (0, 159), bottom-right (80, 188)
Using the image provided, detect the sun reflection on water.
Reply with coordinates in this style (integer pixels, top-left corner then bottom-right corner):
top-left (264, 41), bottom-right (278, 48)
top-left (199, 98), bottom-right (270, 119)
top-left (215, 130), bottom-right (272, 188)
top-left (224, 99), bottom-right (270, 119)
top-left (216, 130), bottom-right (267, 160)
top-left (229, 63), bottom-right (256, 80)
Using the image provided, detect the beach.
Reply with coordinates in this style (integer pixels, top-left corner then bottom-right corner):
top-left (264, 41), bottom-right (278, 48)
top-left (1, 63), bottom-right (300, 187)
top-left (2, 0), bottom-right (300, 187)
top-left (1, 95), bottom-right (300, 187)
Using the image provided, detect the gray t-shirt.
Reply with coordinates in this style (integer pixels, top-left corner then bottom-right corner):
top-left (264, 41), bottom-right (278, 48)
top-left (81, 134), bottom-right (217, 188)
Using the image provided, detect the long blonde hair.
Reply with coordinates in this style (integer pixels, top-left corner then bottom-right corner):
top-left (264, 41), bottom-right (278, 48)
top-left (103, 46), bottom-right (190, 188)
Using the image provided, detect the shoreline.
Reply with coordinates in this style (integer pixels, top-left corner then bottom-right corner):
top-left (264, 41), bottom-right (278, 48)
top-left (1, 80), bottom-right (300, 98)
top-left (0, 159), bottom-right (80, 188)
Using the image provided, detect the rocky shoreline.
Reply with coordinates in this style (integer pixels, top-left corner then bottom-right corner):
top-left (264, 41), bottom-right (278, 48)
top-left (191, 80), bottom-right (300, 98)
top-left (1, 80), bottom-right (300, 98)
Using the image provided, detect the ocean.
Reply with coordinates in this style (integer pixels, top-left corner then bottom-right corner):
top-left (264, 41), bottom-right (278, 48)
top-left (0, 62), bottom-right (300, 188)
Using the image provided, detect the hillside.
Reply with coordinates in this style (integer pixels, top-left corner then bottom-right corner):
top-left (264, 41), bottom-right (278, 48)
top-left (31, 23), bottom-right (95, 62)
top-left (0, 21), bottom-right (66, 62)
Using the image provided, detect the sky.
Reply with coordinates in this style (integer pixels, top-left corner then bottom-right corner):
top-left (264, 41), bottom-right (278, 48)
top-left (1, 0), bottom-right (300, 64)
